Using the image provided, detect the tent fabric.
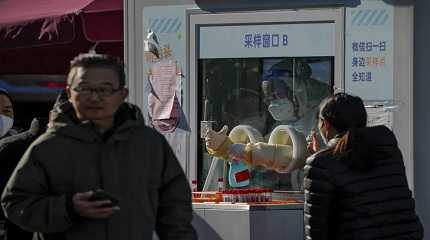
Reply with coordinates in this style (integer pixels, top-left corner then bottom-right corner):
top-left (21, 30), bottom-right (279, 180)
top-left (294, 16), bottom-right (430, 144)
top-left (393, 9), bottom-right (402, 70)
top-left (84, 0), bottom-right (122, 13)
top-left (0, 0), bottom-right (124, 74)
top-left (0, 16), bottom-right (123, 75)
top-left (0, 0), bottom-right (95, 27)
top-left (81, 10), bottom-right (123, 42)
top-left (80, 0), bottom-right (123, 42)
top-left (0, 0), bottom-right (123, 47)
top-left (0, 16), bottom-right (76, 49)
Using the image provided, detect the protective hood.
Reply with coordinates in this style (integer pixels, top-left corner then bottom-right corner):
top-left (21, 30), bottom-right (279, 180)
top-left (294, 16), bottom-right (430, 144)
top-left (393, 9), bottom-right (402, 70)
top-left (262, 71), bottom-right (308, 122)
top-left (48, 101), bottom-right (145, 143)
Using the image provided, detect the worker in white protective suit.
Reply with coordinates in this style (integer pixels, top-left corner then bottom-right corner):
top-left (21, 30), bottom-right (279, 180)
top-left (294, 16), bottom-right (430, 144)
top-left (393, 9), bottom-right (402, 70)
top-left (262, 59), bottom-right (330, 135)
top-left (205, 59), bottom-right (330, 186)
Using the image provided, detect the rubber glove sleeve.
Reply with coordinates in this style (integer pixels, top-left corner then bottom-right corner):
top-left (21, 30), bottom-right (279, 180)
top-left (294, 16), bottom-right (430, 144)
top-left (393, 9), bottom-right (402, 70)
top-left (231, 142), bottom-right (294, 172)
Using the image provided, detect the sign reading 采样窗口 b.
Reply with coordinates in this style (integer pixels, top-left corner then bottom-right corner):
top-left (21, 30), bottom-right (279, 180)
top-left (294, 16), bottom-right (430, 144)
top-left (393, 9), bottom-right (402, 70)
top-left (199, 23), bottom-right (335, 59)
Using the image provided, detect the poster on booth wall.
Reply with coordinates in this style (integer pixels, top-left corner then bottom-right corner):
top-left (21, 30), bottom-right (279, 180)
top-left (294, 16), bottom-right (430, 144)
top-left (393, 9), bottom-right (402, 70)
top-left (149, 59), bottom-right (177, 120)
top-left (345, 0), bottom-right (394, 101)
top-left (147, 56), bottom-right (182, 133)
top-left (365, 105), bottom-right (393, 130)
top-left (143, 5), bottom-right (190, 170)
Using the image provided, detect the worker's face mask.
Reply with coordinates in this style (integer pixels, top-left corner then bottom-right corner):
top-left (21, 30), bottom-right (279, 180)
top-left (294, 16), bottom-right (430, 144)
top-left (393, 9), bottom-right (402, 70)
top-left (268, 98), bottom-right (297, 122)
top-left (0, 114), bottom-right (13, 137)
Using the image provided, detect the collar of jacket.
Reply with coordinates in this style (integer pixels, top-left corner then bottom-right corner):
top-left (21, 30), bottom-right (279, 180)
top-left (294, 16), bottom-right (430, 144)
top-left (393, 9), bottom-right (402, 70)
top-left (326, 133), bottom-right (343, 148)
top-left (47, 102), bottom-right (146, 143)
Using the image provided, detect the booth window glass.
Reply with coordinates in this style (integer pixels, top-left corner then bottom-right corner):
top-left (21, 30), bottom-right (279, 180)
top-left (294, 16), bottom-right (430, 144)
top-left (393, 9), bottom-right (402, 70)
top-left (198, 57), bottom-right (333, 190)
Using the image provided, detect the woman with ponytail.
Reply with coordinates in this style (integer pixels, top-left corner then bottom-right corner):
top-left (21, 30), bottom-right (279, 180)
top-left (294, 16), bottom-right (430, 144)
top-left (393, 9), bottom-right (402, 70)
top-left (304, 93), bottom-right (423, 240)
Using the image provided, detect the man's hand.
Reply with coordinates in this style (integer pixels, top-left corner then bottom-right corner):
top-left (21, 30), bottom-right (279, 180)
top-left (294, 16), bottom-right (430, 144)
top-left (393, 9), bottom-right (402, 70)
top-left (72, 191), bottom-right (119, 219)
top-left (205, 125), bottom-right (228, 150)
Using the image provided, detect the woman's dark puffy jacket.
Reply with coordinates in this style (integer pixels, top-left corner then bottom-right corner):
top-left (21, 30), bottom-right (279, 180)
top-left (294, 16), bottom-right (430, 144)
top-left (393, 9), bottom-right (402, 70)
top-left (304, 126), bottom-right (423, 240)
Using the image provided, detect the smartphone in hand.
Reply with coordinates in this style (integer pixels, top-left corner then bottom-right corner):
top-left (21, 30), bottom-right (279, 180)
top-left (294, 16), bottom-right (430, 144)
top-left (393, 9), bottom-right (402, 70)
top-left (88, 189), bottom-right (120, 208)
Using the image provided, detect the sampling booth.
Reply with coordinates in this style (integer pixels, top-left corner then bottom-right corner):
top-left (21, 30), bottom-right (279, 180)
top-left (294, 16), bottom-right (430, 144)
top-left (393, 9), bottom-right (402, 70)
top-left (125, 0), bottom-right (414, 239)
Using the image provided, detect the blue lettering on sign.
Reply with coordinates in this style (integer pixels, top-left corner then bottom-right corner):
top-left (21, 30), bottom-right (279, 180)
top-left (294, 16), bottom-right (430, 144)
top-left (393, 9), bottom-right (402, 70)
top-left (352, 40), bottom-right (387, 52)
top-left (282, 34), bottom-right (288, 46)
top-left (244, 34), bottom-right (253, 48)
top-left (352, 72), bottom-right (359, 81)
top-left (272, 34), bottom-right (279, 47)
top-left (254, 34), bottom-right (262, 48)
top-left (359, 57), bottom-right (366, 67)
top-left (352, 72), bottom-right (373, 82)
top-left (359, 72), bottom-right (366, 81)
top-left (352, 42), bottom-right (359, 52)
top-left (243, 33), bottom-right (289, 48)
top-left (366, 42), bottom-right (373, 52)
top-left (379, 41), bottom-right (386, 51)
top-left (359, 42), bottom-right (366, 52)
top-left (262, 34), bottom-right (271, 48)
top-left (352, 57), bottom-right (359, 67)
top-left (366, 72), bottom-right (372, 81)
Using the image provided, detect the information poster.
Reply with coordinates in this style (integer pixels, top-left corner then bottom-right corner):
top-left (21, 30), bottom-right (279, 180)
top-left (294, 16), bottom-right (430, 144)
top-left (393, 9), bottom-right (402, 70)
top-left (345, 0), bottom-right (394, 101)
top-left (143, 5), bottom-right (189, 170)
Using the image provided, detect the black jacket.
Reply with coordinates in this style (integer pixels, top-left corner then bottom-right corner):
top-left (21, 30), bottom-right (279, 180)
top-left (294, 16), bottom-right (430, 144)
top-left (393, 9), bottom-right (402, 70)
top-left (0, 121), bottom-right (43, 240)
top-left (1, 103), bottom-right (196, 240)
top-left (304, 126), bottom-right (423, 240)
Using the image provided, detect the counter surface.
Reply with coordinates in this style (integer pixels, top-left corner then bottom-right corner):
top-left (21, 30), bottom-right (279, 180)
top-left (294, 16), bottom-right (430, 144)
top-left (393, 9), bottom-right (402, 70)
top-left (193, 201), bottom-right (304, 210)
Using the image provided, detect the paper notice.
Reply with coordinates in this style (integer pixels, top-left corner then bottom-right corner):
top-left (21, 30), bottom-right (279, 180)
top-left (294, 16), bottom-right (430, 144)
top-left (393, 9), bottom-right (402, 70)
top-left (149, 59), bottom-right (177, 120)
top-left (366, 105), bottom-right (393, 130)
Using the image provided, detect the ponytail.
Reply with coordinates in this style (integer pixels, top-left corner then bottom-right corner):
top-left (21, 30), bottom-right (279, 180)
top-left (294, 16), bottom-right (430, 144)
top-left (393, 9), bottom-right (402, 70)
top-left (333, 130), bottom-right (350, 155)
top-left (334, 127), bottom-right (373, 171)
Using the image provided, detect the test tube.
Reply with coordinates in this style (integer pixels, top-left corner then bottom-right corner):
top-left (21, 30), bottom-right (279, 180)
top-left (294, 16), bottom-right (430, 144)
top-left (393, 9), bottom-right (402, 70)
top-left (268, 189), bottom-right (273, 202)
top-left (245, 189), bottom-right (251, 203)
top-left (256, 189), bottom-right (262, 202)
top-left (234, 190), bottom-right (240, 203)
top-left (222, 189), bottom-right (228, 202)
top-left (191, 180), bottom-right (198, 198)
top-left (236, 189), bottom-right (241, 203)
top-left (249, 189), bottom-right (254, 202)
top-left (218, 177), bottom-right (224, 192)
top-left (260, 189), bottom-right (266, 202)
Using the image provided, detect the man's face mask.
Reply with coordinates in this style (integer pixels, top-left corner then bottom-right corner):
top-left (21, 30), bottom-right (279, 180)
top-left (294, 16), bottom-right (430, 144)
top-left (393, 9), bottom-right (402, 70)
top-left (0, 114), bottom-right (14, 137)
top-left (268, 98), bottom-right (297, 121)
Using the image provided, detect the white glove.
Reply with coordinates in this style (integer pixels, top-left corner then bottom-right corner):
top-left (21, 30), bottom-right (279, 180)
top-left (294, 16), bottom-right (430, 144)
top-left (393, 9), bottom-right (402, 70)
top-left (29, 118), bottom-right (40, 136)
top-left (205, 125), bottom-right (228, 150)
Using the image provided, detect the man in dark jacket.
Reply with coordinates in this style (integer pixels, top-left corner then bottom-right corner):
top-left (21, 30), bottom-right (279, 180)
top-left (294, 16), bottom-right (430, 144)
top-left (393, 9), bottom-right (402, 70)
top-left (0, 118), bottom-right (45, 240)
top-left (0, 88), bottom-right (40, 240)
top-left (304, 93), bottom-right (423, 240)
top-left (1, 53), bottom-right (196, 240)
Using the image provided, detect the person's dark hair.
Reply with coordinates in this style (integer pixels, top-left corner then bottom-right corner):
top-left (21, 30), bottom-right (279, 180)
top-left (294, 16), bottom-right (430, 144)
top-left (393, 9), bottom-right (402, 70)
top-left (319, 93), bottom-right (367, 133)
top-left (319, 93), bottom-right (371, 170)
top-left (67, 53), bottom-right (125, 88)
top-left (0, 88), bottom-right (13, 104)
